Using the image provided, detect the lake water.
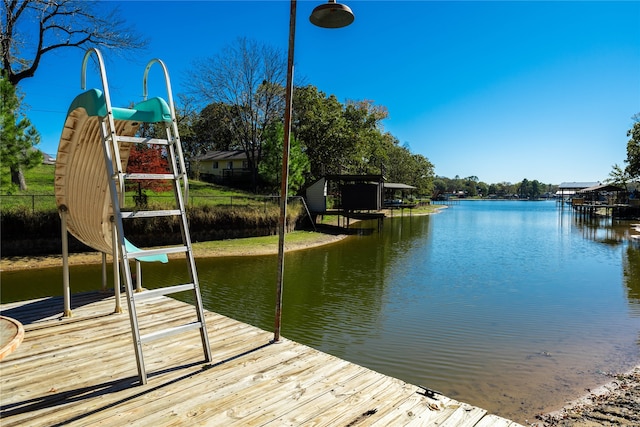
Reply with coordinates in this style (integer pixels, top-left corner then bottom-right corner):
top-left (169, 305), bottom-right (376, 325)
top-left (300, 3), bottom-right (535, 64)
top-left (3, 200), bottom-right (640, 423)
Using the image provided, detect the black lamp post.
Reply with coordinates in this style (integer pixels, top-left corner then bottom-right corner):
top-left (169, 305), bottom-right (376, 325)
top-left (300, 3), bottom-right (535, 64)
top-left (274, 0), bottom-right (354, 342)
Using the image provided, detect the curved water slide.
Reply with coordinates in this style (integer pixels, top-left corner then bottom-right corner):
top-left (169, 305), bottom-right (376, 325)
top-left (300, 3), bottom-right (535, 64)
top-left (55, 49), bottom-right (170, 316)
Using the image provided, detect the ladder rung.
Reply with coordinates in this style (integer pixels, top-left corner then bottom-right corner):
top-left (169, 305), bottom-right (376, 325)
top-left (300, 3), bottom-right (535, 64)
top-left (133, 283), bottom-right (196, 301)
top-left (117, 135), bottom-right (171, 146)
top-left (121, 209), bottom-right (182, 218)
top-left (140, 322), bottom-right (203, 344)
top-left (125, 173), bottom-right (175, 180)
top-left (127, 246), bottom-right (187, 260)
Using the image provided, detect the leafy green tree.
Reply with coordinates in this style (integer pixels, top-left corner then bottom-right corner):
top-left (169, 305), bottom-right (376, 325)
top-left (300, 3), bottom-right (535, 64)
top-left (292, 85), bottom-right (348, 180)
top-left (342, 99), bottom-right (389, 175)
top-left (517, 178), bottom-right (542, 199)
top-left (476, 181), bottom-right (488, 198)
top-left (530, 180), bottom-right (541, 199)
top-left (0, 74), bottom-right (42, 191)
top-left (432, 177), bottom-right (447, 198)
top-left (624, 115), bottom-right (640, 180)
top-left (191, 102), bottom-right (237, 152)
top-left (259, 122), bottom-right (309, 194)
top-left (518, 179), bottom-right (530, 198)
top-left (386, 142), bottom-right (414, 184)
top-left (464, 176), bottom-right (479, 197)
top-left (410, 153), bottom-right (435, 196)
top-left (607, 163), bottom-right (631, 191)
top-left (385, 142), bottom-right (434, 196)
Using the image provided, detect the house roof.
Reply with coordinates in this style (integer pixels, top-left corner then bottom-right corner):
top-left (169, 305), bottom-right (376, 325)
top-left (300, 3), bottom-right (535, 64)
top-left (577, 184), bottom-right (625, 193)
top-left (558, 181), bottom-right (600, 190)
top-left (324, 174), bottom-right (384, 182)
top-left (196, 150), bottom-right (247, 161)
top-left (384, 183), bottom-right (416, 190)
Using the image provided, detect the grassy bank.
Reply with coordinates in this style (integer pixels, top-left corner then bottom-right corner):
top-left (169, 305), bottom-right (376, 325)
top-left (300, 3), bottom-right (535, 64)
top-left (0, 229), bottom-right (348, 271)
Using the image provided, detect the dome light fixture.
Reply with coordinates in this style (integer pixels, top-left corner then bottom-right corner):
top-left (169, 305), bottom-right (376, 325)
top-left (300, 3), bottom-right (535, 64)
top-left (309, 0), bottom-right (355, 29)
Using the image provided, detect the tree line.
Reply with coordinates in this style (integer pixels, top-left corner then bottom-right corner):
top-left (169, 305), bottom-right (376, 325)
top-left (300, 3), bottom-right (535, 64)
top-left (433, 175), bottom-right (557, 200)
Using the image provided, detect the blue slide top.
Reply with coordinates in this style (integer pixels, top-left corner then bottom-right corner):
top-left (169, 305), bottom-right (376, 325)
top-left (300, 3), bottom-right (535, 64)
top-left (67, 89), bottom-right (172, 123)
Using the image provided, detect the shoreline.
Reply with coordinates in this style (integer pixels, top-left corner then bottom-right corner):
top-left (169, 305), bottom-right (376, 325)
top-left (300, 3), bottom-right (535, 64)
top-left (0, 230), bottom-right (349, 272)
top-left (0, 206), bottom-right (445, 273)
top-left (534, 365), bottom-right (640, 426)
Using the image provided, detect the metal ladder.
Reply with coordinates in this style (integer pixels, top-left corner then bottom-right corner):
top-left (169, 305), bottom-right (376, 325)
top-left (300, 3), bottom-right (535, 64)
top-left (83, 48), bottom-right (212, 385)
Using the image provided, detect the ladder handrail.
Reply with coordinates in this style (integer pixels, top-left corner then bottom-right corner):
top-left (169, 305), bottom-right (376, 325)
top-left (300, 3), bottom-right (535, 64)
top-left (80, 48), bottom-right (126, 204)
top-left (142, 59), bottom-right (174, 114)
top-left (81, 48), bottom-right (110, 95)
top-left (142, 59), bottom-right (189, 202)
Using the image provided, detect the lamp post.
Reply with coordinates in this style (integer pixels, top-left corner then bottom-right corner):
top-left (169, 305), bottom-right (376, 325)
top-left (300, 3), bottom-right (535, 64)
top-left (274, 0), bottom-right (354, 342)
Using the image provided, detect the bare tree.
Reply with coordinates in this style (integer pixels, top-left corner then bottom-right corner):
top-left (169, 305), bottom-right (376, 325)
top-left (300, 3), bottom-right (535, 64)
top-left (187, 37), bottom-right (287, 190)
top-left (1, 0), bottom-right (147, 189)
top-left (1, 0), bottom-right (148, 86)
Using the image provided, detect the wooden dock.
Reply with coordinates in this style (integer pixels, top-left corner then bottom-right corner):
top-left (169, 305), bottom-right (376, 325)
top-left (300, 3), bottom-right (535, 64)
top-left (0, 292), bottom-right (523, 426)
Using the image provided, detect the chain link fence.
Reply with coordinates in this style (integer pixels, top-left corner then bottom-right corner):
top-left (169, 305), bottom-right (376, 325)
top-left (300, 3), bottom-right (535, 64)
top-left (0, 194), bottom-right (289, 213)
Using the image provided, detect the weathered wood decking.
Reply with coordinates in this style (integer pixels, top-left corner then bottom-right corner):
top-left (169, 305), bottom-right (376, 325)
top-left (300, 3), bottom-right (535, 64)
top-left (0, 292), bottom-right (523, 426)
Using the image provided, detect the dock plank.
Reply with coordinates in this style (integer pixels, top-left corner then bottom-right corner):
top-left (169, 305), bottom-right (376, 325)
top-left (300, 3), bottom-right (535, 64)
top-left (0, 293), bottom-right (524, 427)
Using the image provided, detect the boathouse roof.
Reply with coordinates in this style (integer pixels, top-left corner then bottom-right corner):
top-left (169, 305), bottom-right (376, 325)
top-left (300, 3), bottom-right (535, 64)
top-left (558, 181), bottom-right (600, 190)
top-left (577, 183), bottom-right (625, 193)
top-left (384, 183), bottom-right (416, 190)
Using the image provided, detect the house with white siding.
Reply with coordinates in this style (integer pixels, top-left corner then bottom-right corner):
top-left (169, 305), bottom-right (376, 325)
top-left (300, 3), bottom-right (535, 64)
top-left (194, 150), bottom-right (251, 184)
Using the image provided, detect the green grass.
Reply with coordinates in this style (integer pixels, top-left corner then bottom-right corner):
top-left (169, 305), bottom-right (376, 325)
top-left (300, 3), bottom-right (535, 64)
top-left (0, 164), bottom-right (273, 212)
top-left (0, 163), bottom-right (56, 194)
top-left (192, 230), bottom-right (323, 252)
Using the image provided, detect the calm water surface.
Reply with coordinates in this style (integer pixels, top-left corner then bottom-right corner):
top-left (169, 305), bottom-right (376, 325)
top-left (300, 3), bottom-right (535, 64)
top-left (4, 200), bottom-right (640, 423)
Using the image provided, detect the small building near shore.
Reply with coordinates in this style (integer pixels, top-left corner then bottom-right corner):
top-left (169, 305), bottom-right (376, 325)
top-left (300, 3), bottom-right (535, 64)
top-left (576, 183), bottom-right (626, 204)
top-left (305, 175), bottom-right (417, 213)
top-left (556, 181), bottom-right (600, 200)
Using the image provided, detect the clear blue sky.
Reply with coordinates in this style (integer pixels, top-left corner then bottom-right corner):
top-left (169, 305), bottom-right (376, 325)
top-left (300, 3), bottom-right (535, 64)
top-left (20, 0), bottom-right (640, 185)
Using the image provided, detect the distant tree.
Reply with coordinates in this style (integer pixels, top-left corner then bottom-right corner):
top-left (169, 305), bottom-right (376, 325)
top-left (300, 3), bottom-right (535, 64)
top-left (385, 142), bottom-right (434, 196)
top-left (624, 114), bottom-right (640, 180)
top-left (410, 153), bottom-right (435, 196)
top-left (292, 85), bottom-right (348, 181)
top-left (1, 0), bottom-right (147, 87)
top-left (464, 176), bottom-right (479, 197)
top-left (530, 180), bottom-right (541, 199)
top-left (607, 163), bottom-right (631, 191)
top-left (517, 178), bottom-right (542, 199)
top-left (259, 122), bottom-right (309, 194)
top-left (432, 177), bottom-right (447, 198)
top-left (342, 99), bottom-right (389, 174)
top-left (0, 73), bottom-right (42, 191)
top-left (187, 37), bottom-right (286, 191)
top-left (385, 140), bottom-right (412, 184)
top-left (476, 181), bottom-right (488, 198)
top-left (452, 175), bottom-right (463, 193)
top-left (192, 102), bottom-right (237, 153)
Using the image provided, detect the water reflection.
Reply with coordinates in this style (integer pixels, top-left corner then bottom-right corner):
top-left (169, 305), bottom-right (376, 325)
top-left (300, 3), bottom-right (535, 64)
top-left (624, 245), bottom-right (640, 317)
